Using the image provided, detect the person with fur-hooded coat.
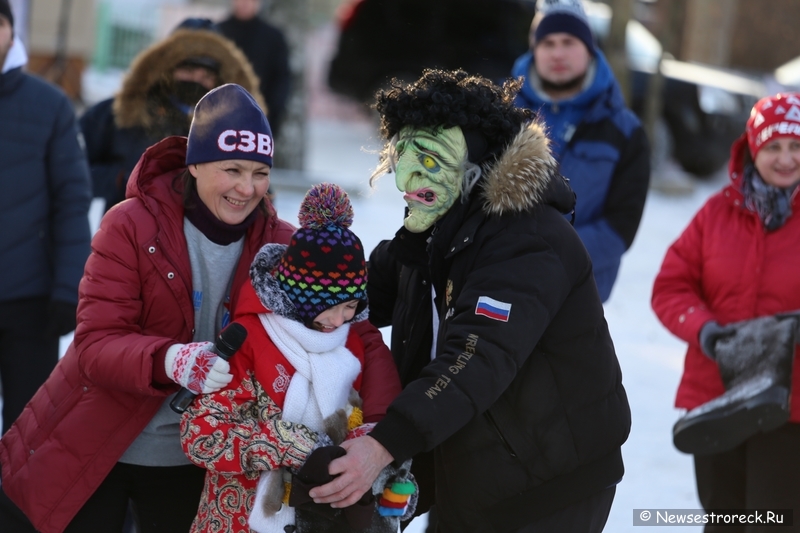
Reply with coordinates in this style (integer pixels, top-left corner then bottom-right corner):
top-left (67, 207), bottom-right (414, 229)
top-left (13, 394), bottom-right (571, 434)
top-left (307, 70), bottom-right (631, 533)
top-left (79, 20), bottom-right (266, 212)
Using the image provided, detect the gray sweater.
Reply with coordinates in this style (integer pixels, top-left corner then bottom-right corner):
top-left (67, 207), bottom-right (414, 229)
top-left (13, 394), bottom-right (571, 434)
top-left (119, 219), bottom-right (243, 466)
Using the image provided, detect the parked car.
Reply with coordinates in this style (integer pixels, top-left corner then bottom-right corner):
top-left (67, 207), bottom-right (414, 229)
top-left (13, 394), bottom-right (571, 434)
top-left (327, 0), bottom-right (766, 177)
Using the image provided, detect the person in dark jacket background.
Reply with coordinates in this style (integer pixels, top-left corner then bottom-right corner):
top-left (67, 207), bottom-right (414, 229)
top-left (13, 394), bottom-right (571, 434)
top-left (218, 0), bottom-right (291, 138)
top-left (307, 69), bottom-right (631, 533)
top-left (79, 18), bottom-right (265, 212)
top-left (0, 0), bottom-right (91, 435)
top-left (512, 0), bottom-right (650, 302)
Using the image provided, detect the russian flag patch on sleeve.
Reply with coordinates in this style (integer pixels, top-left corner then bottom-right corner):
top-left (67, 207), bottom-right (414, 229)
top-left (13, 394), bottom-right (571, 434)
top-left (475, 296), bottom-right (512, 322)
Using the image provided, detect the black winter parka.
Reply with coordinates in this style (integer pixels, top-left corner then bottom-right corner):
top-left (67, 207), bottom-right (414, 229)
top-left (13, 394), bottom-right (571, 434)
top-left (367, 122), bottom-right (631, 533)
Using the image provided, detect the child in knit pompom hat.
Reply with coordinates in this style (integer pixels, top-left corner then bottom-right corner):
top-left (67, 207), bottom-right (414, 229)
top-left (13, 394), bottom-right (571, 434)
top-left (181, 183), bottom-right (414, 533)
top-left (263, 182), bottom-right (368, 329)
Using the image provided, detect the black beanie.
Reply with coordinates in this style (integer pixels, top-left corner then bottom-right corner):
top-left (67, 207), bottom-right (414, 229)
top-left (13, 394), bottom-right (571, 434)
top-left (0, 0), bottom-right (13, 29)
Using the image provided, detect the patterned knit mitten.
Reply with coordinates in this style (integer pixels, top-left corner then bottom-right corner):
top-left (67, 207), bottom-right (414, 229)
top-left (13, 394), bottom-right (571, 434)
top-left (164, 342), bottom-right (232, 394)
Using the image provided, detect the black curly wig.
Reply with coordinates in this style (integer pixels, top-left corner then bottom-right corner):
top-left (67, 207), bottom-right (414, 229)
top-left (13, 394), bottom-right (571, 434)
top-left (374, 69), bottom-right (533, 156)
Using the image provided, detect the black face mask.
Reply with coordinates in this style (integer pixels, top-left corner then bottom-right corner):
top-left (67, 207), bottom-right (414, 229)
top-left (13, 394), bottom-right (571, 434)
top-left (172, 80), bottom-right (210, 107)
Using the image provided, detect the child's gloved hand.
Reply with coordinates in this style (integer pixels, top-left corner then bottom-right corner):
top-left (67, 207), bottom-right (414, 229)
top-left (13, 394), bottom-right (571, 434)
top-left (295, 445), bottom-right (345, 486)
top-left (164, 342), bottom-right (233, 394)
top-left (291, 444), bottom-right (379, 530)
top-left (290, 444), bottom-right (346, 510)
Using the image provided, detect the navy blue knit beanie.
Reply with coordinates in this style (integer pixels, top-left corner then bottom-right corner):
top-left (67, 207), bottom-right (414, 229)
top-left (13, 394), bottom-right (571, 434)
top-left (186, 83), bottom-right (274, 167)
top-left (534, 0), bottom-right (595, 55)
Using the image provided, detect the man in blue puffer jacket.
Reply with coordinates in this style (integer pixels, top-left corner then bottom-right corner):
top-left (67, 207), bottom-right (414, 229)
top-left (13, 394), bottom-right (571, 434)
top-left (0, 0), bottom-right (91, 434)
top-left (512, 0), bottom-right (650, 302)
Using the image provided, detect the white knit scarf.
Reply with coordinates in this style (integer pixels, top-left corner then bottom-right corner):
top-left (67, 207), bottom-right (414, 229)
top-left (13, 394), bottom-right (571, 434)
top-left (248, 313), bottom-right (361, 533)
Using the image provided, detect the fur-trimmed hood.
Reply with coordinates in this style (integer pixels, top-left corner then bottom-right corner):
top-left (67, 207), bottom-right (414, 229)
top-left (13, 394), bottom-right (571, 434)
top-left (113, 29), bottom-right (265, 130)
top-left (249, 244), bottom-right (369, 325)
top-left (480, 120), bottom-right (573, 216)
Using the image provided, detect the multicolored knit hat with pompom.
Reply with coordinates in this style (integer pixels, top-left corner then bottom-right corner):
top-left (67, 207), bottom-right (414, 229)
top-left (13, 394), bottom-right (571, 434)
top-left (273, 183), bottom-right (367, 325)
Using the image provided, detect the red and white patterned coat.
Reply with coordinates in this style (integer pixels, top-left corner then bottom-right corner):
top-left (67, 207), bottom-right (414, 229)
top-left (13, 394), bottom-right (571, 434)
top-left (181, 281), bottom-right (401, 533)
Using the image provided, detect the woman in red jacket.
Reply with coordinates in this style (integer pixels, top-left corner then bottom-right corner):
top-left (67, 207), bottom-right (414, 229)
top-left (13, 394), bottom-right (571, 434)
top-left (182, 183), bottom-right (408, 533)
top-left (652, 93), bottom-right (800, 525)
top-left (0, 84), bottom-right (399, 533)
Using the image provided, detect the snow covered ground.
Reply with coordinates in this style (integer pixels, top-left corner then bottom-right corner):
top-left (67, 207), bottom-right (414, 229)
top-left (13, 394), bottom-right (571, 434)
top-left (42, 116), bottom-right (723, 532)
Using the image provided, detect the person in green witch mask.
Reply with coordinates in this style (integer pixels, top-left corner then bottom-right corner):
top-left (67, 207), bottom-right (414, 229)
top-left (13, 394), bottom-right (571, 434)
top-left (307, 69), bottom-right (632, 533)
top-left (392, 125), bottom-right (475, 233)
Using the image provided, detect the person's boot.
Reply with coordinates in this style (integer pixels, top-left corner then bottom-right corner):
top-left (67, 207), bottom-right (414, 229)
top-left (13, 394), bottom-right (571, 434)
top-left (673, 314), bottom-right (797, 455)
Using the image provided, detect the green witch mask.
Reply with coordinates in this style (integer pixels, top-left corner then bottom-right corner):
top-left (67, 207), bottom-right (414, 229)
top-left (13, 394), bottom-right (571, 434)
top-left (394, 126), bottom-right (468, 233)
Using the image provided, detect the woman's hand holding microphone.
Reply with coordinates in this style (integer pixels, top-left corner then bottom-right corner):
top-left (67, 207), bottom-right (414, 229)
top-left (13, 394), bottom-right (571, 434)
top-left (164, 341), bottom-right (234, 394)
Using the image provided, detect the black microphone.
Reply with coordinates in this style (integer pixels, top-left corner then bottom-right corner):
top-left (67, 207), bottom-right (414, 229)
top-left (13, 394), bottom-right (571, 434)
top-left (170, 322), bottom-right (248, 414)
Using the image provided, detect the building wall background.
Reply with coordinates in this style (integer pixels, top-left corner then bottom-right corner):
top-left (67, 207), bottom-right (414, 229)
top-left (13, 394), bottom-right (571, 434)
top-left (729, 0), bottom-right (800, 72)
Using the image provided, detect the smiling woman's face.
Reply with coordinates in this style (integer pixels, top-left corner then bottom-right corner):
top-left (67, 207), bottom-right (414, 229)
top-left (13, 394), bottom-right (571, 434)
top-left (189, 159), bottom-right (270, 225)
top-left (754, 137), bottom-right (800, 189)
top-left (394, 126), bottom-right (467, 233)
